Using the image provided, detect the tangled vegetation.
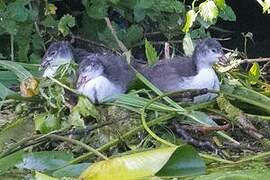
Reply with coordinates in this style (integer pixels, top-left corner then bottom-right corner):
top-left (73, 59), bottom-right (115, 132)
top-left (1, 0), bottom-right (270, 179)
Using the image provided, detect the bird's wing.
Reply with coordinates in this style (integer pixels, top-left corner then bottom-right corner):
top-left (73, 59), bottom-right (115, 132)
top-left (141, 58), bottom-right (197, 91)
top-left (99, 54), bottom-right (135, 88)
top-left (72, 48), bottom-right (91, 63)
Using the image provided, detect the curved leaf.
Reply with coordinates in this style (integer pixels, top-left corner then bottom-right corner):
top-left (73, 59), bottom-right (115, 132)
top-left (221, 84), bottom-right (270, 112)
top-left (79, 145), bottom-right (205, 180)
top-left (0, 60), bottom-right (33, 81)
top-left (195, 169), bottom-right (270, 180)
top-left (16, 151), bottom-right (74, 171)
top-left (182, 10), bottom-right (197, 32)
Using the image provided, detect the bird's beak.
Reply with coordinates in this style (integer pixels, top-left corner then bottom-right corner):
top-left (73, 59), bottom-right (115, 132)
top-left (218, 53), bottom-right (228, 66)
top-left (40, 60), bottom-right (50, 70)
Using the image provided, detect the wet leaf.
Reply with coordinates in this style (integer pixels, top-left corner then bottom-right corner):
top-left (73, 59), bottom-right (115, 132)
top-left (145, 39), bottom-right (158, 65)
top-left (79, 145), bottom-right (205, 180)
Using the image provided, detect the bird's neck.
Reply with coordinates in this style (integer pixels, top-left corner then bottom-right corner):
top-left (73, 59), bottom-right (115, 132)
top-left (193, 54), bottom-right (213, 71)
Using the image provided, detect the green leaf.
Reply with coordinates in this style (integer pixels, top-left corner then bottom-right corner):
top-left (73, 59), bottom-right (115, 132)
top-left (16, 151), bottom-right (74, 171)
top-left (0, 82), bottom-right (17, 100)
top-left (156, 145), bottom-right (205, 176)
top-left (0, 60), bottom-right (33, 81)
top-left (0, 151), bottom-right (24, 174)
top-left (15, 23), bottom-right (33, 62)
top-left (154, 0), bottom-right (185, 13)
top-left (190, 27), bottom-right (208, 39)
top-left (0, 117), bottom-right (35, 152)
top-left (86, 0), bottom-right (108, 19)
top-left (118, 25), bottom-right (143, 48)
top-left (79, 145), bottom-right (205, 179)
top-left (7, 1), bottom-right (29, 22)
top-left (195, 169), bottom-right (270, 180)
top-left (34, 113), bottom-right (60, 134)
top-left (42, 15), bottom-right (58, 28)
top-left (248, 62), bottom-right (260, 85)
top-left (35, 172), bottom-right (59, 180)
top-left (221, 84), bottom-right (270, 112)
top-left (58, 14), bottom-right (75, 37)
top-left (0, 18), bottom-right (18, 35)
top-left (186, 111), bottom-right (217, 126)
top-left (52, 163), bottom-right (90, 177)
top-left (183, 33), bottom-right (194, 56)
top-left (182, 10), bottom-right (197, 33)
top-left (72, 96), bottom-right (99, 119)
top-left (199, 0), bottom-right (219, 23)
top-left (133, 7), bottom-right (146, 22)
top-left (145, 39), bottom-right (158, 65)
top-left (218, 5), bottom-right (236, 21)
top-left (214, 0), bottom-right (226, 9)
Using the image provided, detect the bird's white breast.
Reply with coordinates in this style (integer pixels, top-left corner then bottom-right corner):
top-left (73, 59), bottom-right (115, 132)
top-left (180, 68), bottom-right (219, 103)
top-left (77, 76), bottom-right (123, 103)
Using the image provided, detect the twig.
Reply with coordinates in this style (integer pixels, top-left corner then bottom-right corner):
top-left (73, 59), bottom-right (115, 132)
top-left (10, 35), bottom-right (14, 61)
top-left (48, 134), bottom-right (108, 160)
top-left (219, 57), bottom-right (270, 72)
top-left (164, 42), bottom-right (170, 60)
top-left (48, 77), bottom-right (78, 94)
top-left (68, 113), bottom-right (176, 164)
top-left (104, 17), bottom-right (128, 52)
top-left (71, 35), bottom-right (111, 51)
top-left (180, 124), bottom-right (230, 134)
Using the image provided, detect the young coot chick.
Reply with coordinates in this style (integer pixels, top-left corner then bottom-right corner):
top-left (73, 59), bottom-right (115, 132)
top-left (41, 41), bottom-right (134, 103)
top-left (141, 38), bottom-right (227, 103)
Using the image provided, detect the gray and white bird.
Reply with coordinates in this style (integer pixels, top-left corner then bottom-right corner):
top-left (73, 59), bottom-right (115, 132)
top-left (41, 41), bottom-right (75, 77)
top-left (76, 54), bottom-right (134, 103)
top-left (141, 38), bottom-right (227, 103)
top-left (41, 41), bottom-right (134, 103)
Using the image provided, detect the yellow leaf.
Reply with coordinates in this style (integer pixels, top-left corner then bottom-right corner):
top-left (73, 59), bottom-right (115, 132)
top-left (45, 3), bottom-right (57, 16)
top-left (182, 10), bottom-right (197, 33)
top-left (248, 62), bottom-right (260, 85)
top-left (20, 77), bottom-right (39, 97)
top-left (79, 148), bottom-right (176, 180)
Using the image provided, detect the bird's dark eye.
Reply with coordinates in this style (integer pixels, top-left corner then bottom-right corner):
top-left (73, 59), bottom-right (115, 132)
top-left (211, 49), bottom-right (217, 53)
top-left (49, 50), bottom-right (57, 56)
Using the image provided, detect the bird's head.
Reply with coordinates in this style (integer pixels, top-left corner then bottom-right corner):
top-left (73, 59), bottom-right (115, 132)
top-left (193, 38), bottom-right (227, 68)
top-left (41, 41), bottom-right (74, 70)
top-left (76, 57), bottom-right (104, 88)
